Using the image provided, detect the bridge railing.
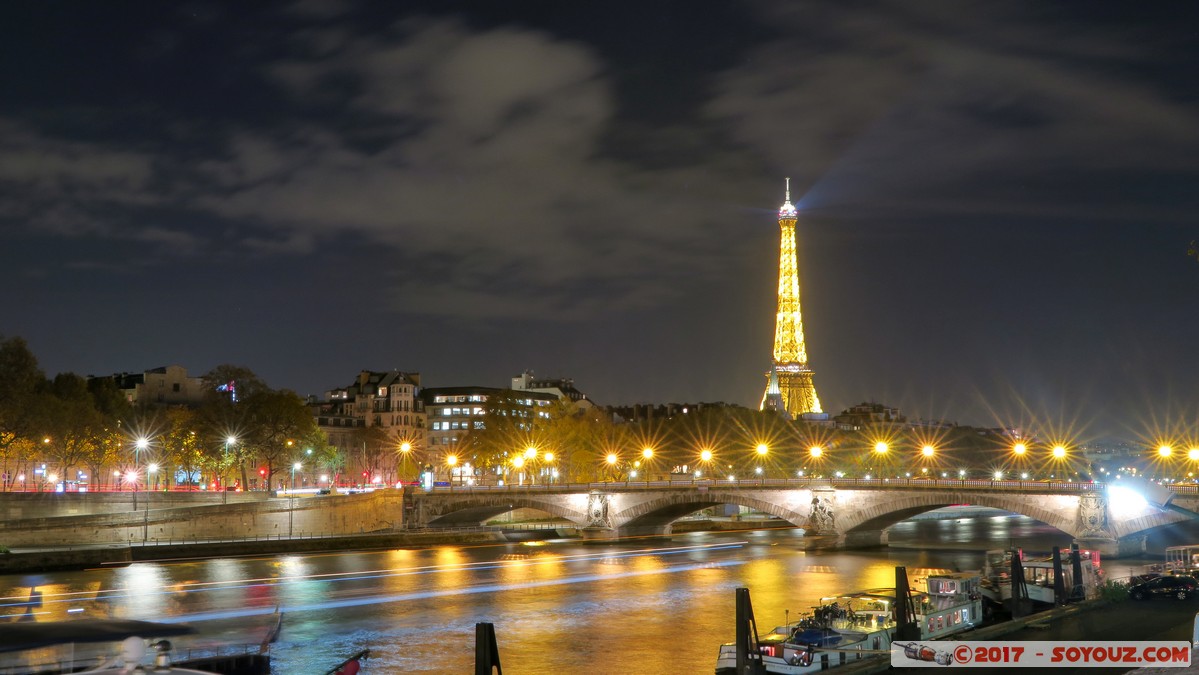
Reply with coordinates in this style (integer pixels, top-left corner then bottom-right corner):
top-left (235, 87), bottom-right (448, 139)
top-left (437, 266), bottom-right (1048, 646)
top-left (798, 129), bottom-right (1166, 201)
top-left (419, 477), bottom-right (1116, 493)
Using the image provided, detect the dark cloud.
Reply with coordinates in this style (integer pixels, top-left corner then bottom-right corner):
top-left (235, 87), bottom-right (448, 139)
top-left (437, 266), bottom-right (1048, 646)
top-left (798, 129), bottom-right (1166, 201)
top-left (1, 1), bottom-right (1197, 435)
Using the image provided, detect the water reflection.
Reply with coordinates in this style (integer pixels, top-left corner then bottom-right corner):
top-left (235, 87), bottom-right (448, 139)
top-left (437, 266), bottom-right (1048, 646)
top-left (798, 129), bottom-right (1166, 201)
top-left (2, 512), bottom-right (1197, 673)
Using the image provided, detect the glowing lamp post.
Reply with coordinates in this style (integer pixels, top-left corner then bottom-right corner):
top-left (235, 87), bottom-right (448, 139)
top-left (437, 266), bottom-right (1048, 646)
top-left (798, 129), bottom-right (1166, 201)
top-left (446, 455), bottom-right (458, 486)
top-left (512, 456), bottom-right (525, 486)
top-left (921, 445), bottom-right (935, 458)
top-left (874, 442), bottom-right (889, 455)
top-left (134, 438), bottom-right (149, 490)
top-left (525, 447), bottom-right (538, 485)
top-left (606, 453), bottom-right (619, 481)
top-left (1013, 443), bottom-right (1027, 456)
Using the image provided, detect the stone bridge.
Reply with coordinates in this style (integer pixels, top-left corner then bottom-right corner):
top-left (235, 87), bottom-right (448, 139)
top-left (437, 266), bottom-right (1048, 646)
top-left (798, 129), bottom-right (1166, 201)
top-left (403, 478), bottom-right (1199, 557)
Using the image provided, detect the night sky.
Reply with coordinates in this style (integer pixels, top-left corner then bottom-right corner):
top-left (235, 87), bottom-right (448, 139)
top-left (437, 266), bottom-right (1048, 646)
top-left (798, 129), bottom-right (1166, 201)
top-left (3, 2), bottom-right (1198, 440)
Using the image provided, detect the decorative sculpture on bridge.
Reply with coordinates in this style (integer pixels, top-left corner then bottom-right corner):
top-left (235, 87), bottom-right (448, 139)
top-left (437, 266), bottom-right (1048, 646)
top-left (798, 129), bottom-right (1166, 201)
top-left (1077, 493), bottom-right (1111, 539)
top-left (806, 495), bottom-right (836, 535)
top-left (587, 492), bottom-right (612, 529)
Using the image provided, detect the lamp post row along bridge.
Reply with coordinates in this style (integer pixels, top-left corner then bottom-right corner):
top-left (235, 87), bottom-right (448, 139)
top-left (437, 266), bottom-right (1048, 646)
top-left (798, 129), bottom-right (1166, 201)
top-left (402, 478), bottom-right (1199, 557)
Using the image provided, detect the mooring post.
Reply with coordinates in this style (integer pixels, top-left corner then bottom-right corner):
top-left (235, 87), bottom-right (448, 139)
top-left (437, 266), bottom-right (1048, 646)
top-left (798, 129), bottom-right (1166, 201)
top-left (734, 588), bottom-right (766, 674)
top-left (1052, 546), bottom-right (1066, 605)
top-left (474, 622), bottom-right (502, 675)
top-left (893, 566), bottom-right (920, 641)
top-left (1070, 543), bottom-right (1086, 601)
top-left (1010, 550), bottom-right (1030, 618)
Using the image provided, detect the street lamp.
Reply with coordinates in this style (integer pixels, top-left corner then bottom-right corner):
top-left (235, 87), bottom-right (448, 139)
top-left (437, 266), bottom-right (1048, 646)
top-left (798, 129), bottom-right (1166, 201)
top-left (512, 456), bottom-right (525, 486)
top-left (223, 436), bottom-right (238, 491)
top-left (1012, 442), bottom-right (1027, 456)
top-left (446, 455), bottom-right (458, 486)
top-left (606, 453), bottom-right (619, 481)
top-left (921, 445), bottom-right (935, 458)
top-left (524, 447), bottom-right (538, 485)
top-left (135, 438), bottom-right (149, 490)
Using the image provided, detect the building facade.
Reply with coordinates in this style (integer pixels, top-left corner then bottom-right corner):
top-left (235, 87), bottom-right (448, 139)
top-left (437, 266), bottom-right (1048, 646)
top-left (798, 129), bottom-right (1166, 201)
top-left (95, 365), bottom-right (207, 407)
top-left (311, 370), bottom-right (425, 464)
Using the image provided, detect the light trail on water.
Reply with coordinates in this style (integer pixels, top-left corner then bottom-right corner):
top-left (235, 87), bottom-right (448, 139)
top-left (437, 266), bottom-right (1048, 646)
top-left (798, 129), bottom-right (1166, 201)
top-left (0, 540), bottom-right (746, 618)
top-left (158, 557), bottom-right (748, 624)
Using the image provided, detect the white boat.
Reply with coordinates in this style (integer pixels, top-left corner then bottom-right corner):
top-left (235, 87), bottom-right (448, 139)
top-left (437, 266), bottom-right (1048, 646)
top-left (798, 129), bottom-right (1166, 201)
top-left (0, 618), bottom-right (269, 675)
top-left (714, 572), bottom-right (982, 674)
top-left (977, 548), bottom-right (1102, 608)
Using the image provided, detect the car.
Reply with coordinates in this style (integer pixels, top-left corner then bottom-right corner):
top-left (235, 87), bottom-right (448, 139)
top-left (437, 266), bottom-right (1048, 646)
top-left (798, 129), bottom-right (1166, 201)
top-left (1128, 574), bottom-right (1198, 601)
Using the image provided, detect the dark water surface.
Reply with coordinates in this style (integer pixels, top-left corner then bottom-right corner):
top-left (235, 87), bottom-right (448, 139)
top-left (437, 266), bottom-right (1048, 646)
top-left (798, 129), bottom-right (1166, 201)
top-left (0, 511), bottom-right (1190, 674)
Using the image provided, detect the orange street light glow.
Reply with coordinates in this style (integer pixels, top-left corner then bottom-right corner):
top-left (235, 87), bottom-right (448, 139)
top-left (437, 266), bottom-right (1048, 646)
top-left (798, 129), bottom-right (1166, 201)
top-left (809, 446), bottom-right (823, 458)
top-left (874, 442), bottom-right (888, 454)
top-left (1052, 445), bottom-right (1067, 458)
top-left (1189, 448), bottom-right (1199, 461)
top-left (756, 444), bottom-right (768, 456)
top-left (606, 453), bottom-right (618, 465)
top-left (1013, 443), bottom-right (1027, 455)
top-left (1159, 445), bottom-right (1174, 458)
top-left (642, 447), bottom-right (654, 459)
top-left (921, 445), bottom-right (935, 457)
top-left (700, 449), bottom-right (713, 462)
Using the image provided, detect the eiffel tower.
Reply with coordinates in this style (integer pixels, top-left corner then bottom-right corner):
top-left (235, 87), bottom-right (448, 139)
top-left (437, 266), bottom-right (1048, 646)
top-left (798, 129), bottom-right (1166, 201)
top-left (760, 178), bottom-right (822, 418)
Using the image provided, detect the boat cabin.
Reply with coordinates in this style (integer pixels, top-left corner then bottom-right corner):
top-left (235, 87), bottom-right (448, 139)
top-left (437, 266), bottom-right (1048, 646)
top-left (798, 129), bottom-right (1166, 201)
top-left (1165, 545), bottom-right (1199, 575)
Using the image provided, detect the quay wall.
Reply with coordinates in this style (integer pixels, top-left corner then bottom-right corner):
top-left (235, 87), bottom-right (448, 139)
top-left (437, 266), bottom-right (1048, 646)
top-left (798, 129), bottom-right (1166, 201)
top-left (0, 491), bottom-right (267, 519)
top-left (0, 491), bottom-right (404, 547)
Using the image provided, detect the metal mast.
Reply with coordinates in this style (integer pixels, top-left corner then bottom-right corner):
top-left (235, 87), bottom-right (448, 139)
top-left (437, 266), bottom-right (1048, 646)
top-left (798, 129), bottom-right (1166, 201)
top-left (761, 178), bottom-right (822, 417)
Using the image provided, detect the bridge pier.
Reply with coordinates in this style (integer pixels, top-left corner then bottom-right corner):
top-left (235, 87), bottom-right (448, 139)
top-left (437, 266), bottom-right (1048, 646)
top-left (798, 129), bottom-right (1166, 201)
top-left (579, 524), bottom-right (672, 541)
top-left (1072, 535), bottom-right (1144, 559)
top-left (798, 529), bottom-right (888, 551)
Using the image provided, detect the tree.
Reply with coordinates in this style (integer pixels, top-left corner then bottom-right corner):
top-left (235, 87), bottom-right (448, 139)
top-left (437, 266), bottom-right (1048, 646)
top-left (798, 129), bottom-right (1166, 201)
top-left (161, 407), bottom-right (203, 488)
top-left (200, 365), bottom-right (269, 404)
top-left (460, 390), bottom-right (539, 472)
top-left (196, 365), bottom-right (269, 489)
top-left (350, 425), bottom-right (394, 485)
top-left (242, 388), bottom-right (320, 491)
top-left (42, 373), bottom-right (105, 488)
top-left (0, 337), bottom-right (45, 484)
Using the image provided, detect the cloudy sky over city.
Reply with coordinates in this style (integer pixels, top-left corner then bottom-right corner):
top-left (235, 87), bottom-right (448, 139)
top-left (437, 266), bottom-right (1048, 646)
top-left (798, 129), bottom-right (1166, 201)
top-left (3, 1), bottom-right (1197, 438)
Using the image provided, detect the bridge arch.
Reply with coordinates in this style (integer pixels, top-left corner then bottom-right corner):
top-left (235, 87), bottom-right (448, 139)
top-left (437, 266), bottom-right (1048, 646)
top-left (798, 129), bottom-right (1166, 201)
top-left (421, 494), bottom-right (589, 528)
top-left (613, 490), bottom-right (805, 533)
top-left (834, 491), bottom-right (1080, 538)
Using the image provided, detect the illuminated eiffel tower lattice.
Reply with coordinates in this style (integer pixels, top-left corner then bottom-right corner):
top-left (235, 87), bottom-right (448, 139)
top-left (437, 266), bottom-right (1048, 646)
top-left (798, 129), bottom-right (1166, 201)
top-left (760, 178), bottom-right (822, 418)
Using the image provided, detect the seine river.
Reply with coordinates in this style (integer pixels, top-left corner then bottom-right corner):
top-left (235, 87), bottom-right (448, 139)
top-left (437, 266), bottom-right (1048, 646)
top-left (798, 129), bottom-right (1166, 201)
top-left (0, 511), bottom-right (1191, 674)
